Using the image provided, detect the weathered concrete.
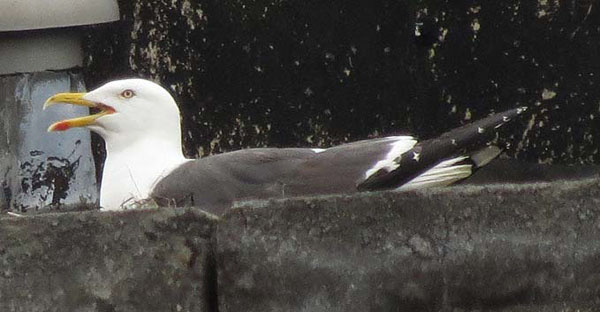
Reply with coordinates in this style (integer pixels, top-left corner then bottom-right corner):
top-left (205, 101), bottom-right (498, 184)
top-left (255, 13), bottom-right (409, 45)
top-left (4, 176), bottom-right (600, 311)
top-left (0, 207), bottom-right (217, 312)
top-left (218, 178), bottom-right (600, 311)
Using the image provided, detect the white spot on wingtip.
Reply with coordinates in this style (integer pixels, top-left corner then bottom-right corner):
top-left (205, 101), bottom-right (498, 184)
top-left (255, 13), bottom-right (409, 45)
top-left (413, 152), bottom-right (420, 161)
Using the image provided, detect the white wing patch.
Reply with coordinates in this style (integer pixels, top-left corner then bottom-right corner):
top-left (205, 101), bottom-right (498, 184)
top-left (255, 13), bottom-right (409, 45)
top-left (364, 136), bottom-right (417, 179)
top-left (311, 148), bottom-right (327, 153)
top-left (398, 156), bottom-right (471, 190)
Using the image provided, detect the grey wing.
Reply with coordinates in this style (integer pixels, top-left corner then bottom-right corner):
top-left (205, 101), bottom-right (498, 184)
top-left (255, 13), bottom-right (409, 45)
top-left (150, 148), bottom-right (319, 215)
top-left (281, 136), bottom-right (417, 196)
top-left (150, 138), bottom-right (415, 214)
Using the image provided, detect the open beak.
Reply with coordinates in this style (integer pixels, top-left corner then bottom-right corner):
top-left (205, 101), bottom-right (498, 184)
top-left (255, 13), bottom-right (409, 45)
top-left (44, 93), bottom-right (115, 131)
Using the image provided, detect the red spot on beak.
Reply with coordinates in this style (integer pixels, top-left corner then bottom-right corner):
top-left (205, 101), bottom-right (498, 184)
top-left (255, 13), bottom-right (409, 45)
top-left (53, 121), bottom-right (71, 131)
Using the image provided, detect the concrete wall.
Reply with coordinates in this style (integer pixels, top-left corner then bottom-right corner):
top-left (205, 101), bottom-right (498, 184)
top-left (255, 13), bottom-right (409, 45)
top-left (83, 0), bottom-right (600, 165)
top-left (3, 179), bottom-right (600, 311)
top-left (0, 208), bottom-right (217, 312)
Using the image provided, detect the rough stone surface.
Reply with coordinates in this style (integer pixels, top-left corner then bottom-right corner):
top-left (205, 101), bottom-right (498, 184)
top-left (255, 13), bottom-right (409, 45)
top-left (84, 0), bottom-right (600, 165)
top-left (218, 179), bottom-right (600, 311)
top-left (0, 207), bottom-right (217, 312)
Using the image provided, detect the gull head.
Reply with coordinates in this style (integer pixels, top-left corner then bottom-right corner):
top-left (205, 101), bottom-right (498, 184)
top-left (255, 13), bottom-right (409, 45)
top-left (44, 78), bottom-right (182, 145)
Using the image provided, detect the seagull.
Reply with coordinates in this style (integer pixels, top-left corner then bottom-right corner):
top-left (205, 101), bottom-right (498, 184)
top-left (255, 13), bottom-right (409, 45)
top-left (44, 79), bottom-right (526, 215)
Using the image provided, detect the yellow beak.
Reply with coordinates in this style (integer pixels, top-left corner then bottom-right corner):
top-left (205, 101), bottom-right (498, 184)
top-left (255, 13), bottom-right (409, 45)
top-left (44, 93), bottom-right (114, 131)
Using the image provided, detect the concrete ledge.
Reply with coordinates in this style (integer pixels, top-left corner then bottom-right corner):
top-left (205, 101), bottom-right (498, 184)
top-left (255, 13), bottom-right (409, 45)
top-left (3, 178), bottom-right (600, 311)
top-left (217, 179), bottom-right (600, 311)
top-left (0, 208), bottom-right (217, 312)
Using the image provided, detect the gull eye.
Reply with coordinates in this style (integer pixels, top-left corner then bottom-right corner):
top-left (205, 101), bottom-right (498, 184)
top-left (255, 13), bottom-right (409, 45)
top-left (121, 89), bottom-right (135, 98)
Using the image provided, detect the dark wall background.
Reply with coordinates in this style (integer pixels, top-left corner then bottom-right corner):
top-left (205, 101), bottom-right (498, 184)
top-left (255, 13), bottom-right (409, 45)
top-left (83, 0), bottom-right (600, 165)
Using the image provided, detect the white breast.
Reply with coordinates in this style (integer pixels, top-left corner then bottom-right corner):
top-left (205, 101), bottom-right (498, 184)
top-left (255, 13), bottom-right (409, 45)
top-left (99, 141), bottom-right (188, 210)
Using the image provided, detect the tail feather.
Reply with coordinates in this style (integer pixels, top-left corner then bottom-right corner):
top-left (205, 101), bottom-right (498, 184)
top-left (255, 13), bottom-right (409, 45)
top-left (398, 157), bottom-right (472, 190)
top-left (470, 145), bottom-right (502, 168)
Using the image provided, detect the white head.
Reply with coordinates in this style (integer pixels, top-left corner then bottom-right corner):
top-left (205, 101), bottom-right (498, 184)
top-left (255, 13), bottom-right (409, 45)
top-left (44, 78), bottom-right (184, 153)
top-left (44, 78), bottom-right (188, 210)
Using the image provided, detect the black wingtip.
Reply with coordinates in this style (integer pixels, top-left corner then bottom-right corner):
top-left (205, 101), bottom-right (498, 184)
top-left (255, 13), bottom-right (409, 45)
top-left (356, 106), bottom-right (531, 191)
